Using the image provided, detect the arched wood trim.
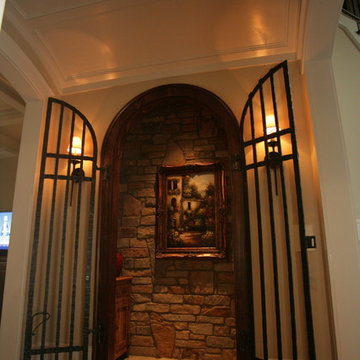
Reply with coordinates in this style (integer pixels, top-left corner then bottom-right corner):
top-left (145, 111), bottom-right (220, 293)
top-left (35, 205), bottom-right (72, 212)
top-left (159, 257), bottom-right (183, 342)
top-left (95, 84), bottom-right (253, 360)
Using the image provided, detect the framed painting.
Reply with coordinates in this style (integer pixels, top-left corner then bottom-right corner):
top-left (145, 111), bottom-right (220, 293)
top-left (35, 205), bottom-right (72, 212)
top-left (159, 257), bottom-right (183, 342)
top-left (156, 163), bottom-right (226, 258)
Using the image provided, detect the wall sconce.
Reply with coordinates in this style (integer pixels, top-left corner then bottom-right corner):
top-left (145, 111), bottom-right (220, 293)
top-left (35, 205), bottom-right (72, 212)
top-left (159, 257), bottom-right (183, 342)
top-left (265, 114), bottom-right (281, 167)
top-left (265, 115), bottom-right (281, 195)
top-left (68, 136), bottom-right (82, 156)
top-left (67, 136), bottom-right (85, 180)
top-left (68, 136), bottom-right (85, 206)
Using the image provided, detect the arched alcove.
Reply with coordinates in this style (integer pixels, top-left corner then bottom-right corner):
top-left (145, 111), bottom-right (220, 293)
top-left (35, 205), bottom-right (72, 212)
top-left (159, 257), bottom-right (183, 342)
top-left (96, 84), bottom-right (252, 359)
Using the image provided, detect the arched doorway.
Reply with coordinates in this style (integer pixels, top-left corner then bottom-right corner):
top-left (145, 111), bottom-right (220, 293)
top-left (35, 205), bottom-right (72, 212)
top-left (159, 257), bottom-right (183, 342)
top-left (96, 84), bottom-right (252, 359)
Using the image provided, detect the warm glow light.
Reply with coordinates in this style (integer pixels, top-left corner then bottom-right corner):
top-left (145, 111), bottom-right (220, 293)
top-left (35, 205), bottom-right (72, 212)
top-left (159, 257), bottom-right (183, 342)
top-left (67, 136), bottom-right (82, 155)
top-left (266, 114), bottom-right (280, 135)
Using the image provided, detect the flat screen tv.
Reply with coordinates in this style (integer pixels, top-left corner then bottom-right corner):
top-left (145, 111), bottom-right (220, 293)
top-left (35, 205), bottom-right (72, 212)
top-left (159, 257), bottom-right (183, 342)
top-left (0, 211), bottom-right (12, 253)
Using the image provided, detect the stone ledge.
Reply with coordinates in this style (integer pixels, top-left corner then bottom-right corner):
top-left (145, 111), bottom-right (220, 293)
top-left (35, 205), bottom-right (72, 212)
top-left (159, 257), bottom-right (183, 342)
top-left (175, 339), bottom-right (205, 348)
top-left (201, 306), bottom-right (232, 317)
top-left (170, 304), bottom-right (201, 315)
top-left (128, 346), bottom-right (157, 357)
top-left (183, 295), bottom-right (205, 305)
top-left (132, 285), bottom-right (153, 294)
top-left (162, 314), bottom-right (196, 322)
top-left (206, 336), bottom-right (235, 348)
top-left (189, 322), bottom-right (213, 335)
top-left (204, 295), bottom-right (230, 306)
top-left (152, 293), bottom-right (183, 304)
top-left (131, 335), bottom-right (154, 346)
top-left (175, 330), bottom-right (190, 340)
top-left (196, 316), bottom-right (224, 324)
top-left (145, 303), bottom-right (170, 313)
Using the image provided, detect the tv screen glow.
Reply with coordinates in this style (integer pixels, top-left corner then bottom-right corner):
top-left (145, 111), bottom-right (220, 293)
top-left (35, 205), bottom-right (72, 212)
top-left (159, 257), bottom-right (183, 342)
top-left (0, 212), bottom-right (12, 250)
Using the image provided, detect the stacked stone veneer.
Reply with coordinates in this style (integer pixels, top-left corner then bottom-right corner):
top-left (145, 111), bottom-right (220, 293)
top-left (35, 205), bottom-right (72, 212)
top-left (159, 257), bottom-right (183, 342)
top-left (118, 104), bottom-right (237, 360)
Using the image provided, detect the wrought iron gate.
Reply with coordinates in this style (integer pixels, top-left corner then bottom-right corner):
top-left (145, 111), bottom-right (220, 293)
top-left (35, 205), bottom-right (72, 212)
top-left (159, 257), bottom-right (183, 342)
top-left (23, 98), bottom-right (98, 359)
top-left (240, 61), bottom-right (315, 359)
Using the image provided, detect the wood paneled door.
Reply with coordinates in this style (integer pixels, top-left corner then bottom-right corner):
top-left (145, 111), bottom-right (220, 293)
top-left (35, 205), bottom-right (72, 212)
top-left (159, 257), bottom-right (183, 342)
top-left (114, 277), bottom-right (132, 359)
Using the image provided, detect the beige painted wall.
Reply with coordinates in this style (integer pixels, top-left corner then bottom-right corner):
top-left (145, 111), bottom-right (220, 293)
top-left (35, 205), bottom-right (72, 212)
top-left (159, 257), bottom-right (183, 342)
top-left (304, 55), bottom-right (360, 359)
top-left (0, 100), bottom-right (45, 360)
top-left (332, 27), bottom-right (360, 220)
top-left (62, 60), bottom-right (334, 359)
top-left (0, 156), bottom-right (18, 211)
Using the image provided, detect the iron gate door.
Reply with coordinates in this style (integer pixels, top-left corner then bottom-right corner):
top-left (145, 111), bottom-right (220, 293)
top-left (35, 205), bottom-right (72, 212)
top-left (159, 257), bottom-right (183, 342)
top-left (23, 98), bottom-right (98, 360)
top-left (240, 61), bottom-right (315, 360)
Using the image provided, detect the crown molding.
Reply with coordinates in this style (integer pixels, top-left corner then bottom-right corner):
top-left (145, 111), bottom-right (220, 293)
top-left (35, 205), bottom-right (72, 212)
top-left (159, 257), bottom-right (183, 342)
top-left (5, 0), bottom-right (299, 95)
top-left (338, 13), bottom-right (360, 51)
top-left (0, 30), bottom-right (54, 100)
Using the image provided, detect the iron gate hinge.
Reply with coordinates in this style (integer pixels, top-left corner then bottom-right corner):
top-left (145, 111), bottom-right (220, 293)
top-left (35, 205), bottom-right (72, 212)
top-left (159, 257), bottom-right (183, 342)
top-left (89, 322), bottom-right (105, 344)
top-left (97, 165), bottom-right (111, 181)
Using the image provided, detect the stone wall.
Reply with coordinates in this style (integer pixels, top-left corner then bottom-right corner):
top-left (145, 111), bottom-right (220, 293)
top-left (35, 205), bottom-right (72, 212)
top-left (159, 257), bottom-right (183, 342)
top-left (118, 103), bottom-right (237, 359)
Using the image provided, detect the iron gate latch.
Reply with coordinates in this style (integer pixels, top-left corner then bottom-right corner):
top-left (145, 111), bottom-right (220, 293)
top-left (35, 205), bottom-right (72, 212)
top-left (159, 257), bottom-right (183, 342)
top-left (231, 153), bottom-right (243, 171)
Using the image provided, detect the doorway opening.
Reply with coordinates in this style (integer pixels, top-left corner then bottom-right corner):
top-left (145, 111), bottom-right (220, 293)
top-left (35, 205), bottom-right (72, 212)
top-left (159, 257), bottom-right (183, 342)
top-left (0, 74), bottom-right (25, 322)
top-left (97, 84), bottom-right (251, 360)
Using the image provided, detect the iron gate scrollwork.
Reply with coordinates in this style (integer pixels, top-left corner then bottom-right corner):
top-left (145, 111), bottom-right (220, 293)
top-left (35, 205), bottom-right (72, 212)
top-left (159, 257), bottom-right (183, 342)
top-left (240, 61), bottom-right (316, 360)
top-left (24, 98), bottom-right (98, 359)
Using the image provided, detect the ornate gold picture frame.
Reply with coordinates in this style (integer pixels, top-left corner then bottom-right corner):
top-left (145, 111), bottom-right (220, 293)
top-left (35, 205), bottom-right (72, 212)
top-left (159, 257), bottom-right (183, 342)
top-left (156, 163), bottom-right (226, 258)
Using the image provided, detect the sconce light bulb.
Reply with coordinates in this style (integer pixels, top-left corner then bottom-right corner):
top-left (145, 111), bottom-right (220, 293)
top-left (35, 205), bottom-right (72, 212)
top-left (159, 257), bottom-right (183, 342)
top-left (265, 114), bottom-right (280, 135)
top-left (67, 136), bottom-right (82, 155)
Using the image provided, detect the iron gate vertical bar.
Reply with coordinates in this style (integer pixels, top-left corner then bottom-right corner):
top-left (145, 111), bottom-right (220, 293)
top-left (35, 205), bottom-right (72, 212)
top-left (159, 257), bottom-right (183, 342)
top-left (270, 73), bottom-right (298, 359)
top-left (24, 100), bottom-right (54, 360)
top-left (69, 121), bottom-right (86, 359)
top-left (249, 101), bottom-right (268, 360)
top-left (352, 0), bottom-right (357, 13)
top-left (259, 82), bottom-right (283, 359)
top-left (82, 126), bottom-right (98, 359)
top-left (55, 110), bottom-right (76, 359)
top-left (40, 104), bottom-right (65, 358)
top-left (282, 62), bottom-right (316, 360)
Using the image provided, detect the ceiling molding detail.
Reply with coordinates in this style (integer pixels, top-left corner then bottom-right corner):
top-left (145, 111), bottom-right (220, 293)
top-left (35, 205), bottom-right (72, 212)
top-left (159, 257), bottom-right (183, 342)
top-left (0, 29), bottom-right (55, 99)
top-left (11, 0), bottom-right (104, 19)
top-left (5, 0), bottom-right (301, 94)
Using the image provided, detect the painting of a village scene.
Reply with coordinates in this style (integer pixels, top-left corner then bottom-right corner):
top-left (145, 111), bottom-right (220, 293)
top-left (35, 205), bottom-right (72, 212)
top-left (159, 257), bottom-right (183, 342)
top-left (167, 173), bottom-right (215, 248)
top-left (156, 164), bottom-right (226, 258)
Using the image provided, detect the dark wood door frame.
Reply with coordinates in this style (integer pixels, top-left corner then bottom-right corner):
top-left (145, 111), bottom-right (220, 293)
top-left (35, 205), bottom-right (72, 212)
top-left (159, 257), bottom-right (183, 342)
top-left (94, 84), bottom-right (253, 360)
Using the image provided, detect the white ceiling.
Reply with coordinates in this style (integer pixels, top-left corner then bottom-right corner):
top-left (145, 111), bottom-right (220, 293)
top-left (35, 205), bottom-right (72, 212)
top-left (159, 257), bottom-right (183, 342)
top-left (3, 0), bottom-right (302, 95)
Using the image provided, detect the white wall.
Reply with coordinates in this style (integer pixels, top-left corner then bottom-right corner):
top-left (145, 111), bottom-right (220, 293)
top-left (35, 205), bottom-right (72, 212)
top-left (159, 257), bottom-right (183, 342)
top-left (0, 100), bottom-right (44, 360)
top-left (0, 26), bottom-right (51, 360)
top-left (304, 56), bottom-right (360, 360)
top-left (332, 27), bottom-right (360, 220)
